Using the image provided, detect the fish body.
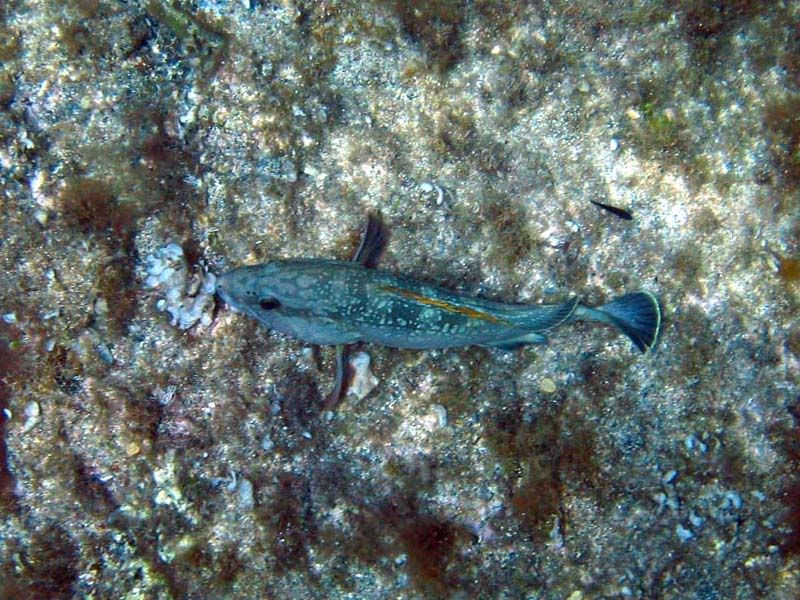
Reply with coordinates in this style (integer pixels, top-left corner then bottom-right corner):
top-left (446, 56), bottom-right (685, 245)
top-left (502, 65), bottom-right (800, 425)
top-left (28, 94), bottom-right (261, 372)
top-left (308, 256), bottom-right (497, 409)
top-left (589, 199), bottom-right (633, 220)
top-left (216, 258), bottom-right (661, 353)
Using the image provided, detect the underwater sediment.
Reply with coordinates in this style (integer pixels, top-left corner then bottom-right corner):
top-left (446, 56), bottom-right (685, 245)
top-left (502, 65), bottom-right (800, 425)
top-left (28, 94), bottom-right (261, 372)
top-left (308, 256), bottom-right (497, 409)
top-left (1, 0), bottom-right (799, 598)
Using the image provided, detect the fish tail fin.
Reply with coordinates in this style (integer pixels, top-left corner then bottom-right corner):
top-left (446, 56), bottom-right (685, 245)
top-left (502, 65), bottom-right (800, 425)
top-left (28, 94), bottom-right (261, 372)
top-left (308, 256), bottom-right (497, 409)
top-left (582, 291), bottom-right (661, 353)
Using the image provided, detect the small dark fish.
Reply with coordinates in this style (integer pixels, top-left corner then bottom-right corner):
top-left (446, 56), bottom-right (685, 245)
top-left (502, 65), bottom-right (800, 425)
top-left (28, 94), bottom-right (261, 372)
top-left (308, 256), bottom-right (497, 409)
top-left (590, 199), bottom-right (633, 220)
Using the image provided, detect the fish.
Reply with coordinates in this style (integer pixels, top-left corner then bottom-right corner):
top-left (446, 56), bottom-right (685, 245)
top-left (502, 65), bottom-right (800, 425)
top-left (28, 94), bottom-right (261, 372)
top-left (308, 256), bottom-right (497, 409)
top-left (216, 213), bottom-right (661, 402)
top-left (590, 199), bottom-right (633, 220)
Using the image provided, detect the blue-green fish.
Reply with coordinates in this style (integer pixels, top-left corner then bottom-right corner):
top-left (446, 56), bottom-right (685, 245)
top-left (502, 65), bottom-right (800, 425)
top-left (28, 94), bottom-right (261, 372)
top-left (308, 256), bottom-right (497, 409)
top-left (217, 257), bottom-right (660, 350)
top-left (216, 214), bottom-right (660, 402)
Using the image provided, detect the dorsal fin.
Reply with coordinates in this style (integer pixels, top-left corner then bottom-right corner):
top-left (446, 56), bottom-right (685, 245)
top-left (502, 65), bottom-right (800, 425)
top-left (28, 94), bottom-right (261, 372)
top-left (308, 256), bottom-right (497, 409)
top-left (352, 211), bottom-right (390, 268)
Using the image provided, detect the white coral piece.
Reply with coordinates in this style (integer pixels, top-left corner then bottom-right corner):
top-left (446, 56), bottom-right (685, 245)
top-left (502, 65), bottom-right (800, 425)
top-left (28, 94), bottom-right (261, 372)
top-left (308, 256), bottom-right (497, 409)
top-left (143, 243), bottom-right (216, 330)
top-left (348, 351), bottom-right (379, 400)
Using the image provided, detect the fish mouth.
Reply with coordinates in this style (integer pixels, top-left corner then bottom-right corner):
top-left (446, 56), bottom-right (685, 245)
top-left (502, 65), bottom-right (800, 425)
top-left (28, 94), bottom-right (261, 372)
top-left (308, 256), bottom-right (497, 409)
top-left (214, 274), bottom-right (233, 306)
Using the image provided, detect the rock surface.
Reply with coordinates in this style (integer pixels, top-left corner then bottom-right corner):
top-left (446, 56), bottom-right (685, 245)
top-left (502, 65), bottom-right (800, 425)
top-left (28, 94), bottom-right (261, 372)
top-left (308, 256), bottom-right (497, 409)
top-left (1, 1), bottom-right (799, 598)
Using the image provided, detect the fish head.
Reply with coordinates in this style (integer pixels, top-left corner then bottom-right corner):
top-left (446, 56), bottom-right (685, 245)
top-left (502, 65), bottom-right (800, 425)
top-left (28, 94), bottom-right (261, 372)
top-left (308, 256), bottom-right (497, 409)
top-left (215, 260), bottom-right (360, 345)
top-left (216, 262), bottom-right (289, 325)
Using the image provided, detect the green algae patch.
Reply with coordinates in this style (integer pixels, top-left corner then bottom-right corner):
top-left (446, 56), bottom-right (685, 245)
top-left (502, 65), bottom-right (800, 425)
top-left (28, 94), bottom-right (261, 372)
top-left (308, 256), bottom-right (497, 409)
top-left (629, 84), bottom-right (693, 162)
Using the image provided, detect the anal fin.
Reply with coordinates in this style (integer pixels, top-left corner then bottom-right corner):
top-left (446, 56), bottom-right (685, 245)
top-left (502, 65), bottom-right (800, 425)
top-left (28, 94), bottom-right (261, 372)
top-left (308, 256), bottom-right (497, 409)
top-left (481, 332), bottom-right (548, 349)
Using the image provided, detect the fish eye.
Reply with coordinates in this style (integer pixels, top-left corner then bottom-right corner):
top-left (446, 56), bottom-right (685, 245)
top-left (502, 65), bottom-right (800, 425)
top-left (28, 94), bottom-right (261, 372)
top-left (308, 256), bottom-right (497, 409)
top-left (259, 297), bottom-right (281, 310)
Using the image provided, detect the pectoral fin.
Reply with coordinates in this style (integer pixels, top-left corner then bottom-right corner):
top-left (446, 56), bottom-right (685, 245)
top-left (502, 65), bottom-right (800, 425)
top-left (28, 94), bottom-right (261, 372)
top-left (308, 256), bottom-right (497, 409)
top-left (323, 344), bottom-right (350, 411)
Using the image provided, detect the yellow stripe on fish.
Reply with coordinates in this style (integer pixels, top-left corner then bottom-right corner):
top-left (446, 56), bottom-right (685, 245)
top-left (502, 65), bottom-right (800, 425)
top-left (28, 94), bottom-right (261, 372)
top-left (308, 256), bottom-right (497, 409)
top-left (378, 285), bottom-right (511, 325)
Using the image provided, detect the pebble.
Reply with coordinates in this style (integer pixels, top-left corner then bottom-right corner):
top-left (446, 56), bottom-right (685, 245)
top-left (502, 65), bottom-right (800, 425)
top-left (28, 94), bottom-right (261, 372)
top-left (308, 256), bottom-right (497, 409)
top-left (666, 494), bottom-right (680, 511)
top-left (237, 478), bottom-right (255, 511)
top-left (626, 107), bottom-right (642, 121)
top-left (348, 352), bottom-right (379, 400)
top-left (94, 297), bottom-right (108, 315)
top-left (684, 434), bottom-right (708, 453)
top-left (431, 404), bottom-right (448, 428)
top-left (539, 377), bottom-right (557, 394)
top-left (419, 181), bottom-right (445, 205)
top-left (23, 401), bottom-right (39, 419)
top-left (689, 511), bottom-right (704, 528)
top-left (96, 342), bottom-right (114, 365)
top-left (21, 401), bottom-right (40, 433)
top-left (723, 491), bottom-right (742, 510)
top-left (33, 208), bottom-right (48, 226)
top-left (676, 523), bottom-right (694, 542)
top-left (225, 470), bottom-right (238, 492)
